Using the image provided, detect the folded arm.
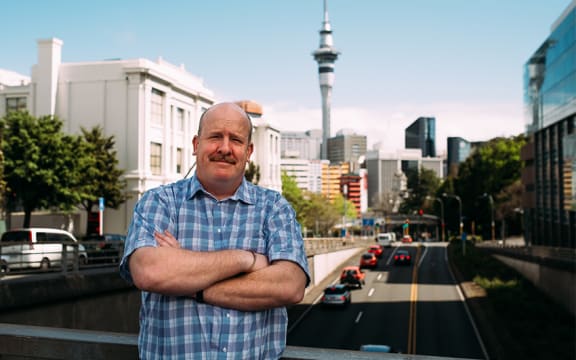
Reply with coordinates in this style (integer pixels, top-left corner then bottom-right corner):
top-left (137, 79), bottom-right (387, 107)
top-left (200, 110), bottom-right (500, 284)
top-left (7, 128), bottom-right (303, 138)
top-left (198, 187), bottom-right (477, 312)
top-left (128, 231), bottom-right (266, 297)
top-left (130, 230), bottom-right (307, 311)
top-left (203, 259), bottom-right (307, 311)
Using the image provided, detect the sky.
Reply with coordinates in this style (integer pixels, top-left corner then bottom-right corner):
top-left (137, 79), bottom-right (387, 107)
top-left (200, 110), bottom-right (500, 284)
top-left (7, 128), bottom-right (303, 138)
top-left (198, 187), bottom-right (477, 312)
top-left (1, 0), bottom-right (573, 154)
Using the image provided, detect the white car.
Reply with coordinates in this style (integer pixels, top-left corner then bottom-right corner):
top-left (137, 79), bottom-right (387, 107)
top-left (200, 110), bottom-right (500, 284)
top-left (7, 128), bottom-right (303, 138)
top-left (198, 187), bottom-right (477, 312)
top-left (0, 228), bottom-right (88, 271)
top-left (376, 232), bottom-right (394, 247)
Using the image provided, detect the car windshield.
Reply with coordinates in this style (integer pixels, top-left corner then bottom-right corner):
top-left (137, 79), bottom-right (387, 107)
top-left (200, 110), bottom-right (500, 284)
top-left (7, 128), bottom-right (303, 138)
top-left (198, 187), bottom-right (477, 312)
top-left (362, 254), bottom-right (374, 259)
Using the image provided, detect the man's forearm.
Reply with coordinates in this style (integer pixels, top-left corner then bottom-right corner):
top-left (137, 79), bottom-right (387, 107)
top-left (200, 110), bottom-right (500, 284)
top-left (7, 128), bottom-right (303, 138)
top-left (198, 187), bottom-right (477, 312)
top-left (129, 246), bottom-right (254, 296)
top-left (202, 260), bottom-right (307, 311)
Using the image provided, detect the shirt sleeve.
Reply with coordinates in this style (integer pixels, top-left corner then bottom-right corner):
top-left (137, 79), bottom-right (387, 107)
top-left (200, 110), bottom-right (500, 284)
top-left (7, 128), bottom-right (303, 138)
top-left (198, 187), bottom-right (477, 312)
top-left (119, 188), bottom-right (173, 284)
top-left (264, 193), bottom-right (311, 286)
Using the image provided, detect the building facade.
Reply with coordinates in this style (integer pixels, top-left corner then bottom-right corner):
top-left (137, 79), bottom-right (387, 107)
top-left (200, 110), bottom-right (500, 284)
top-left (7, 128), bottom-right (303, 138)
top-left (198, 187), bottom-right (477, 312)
top-left (405, 116), bottom-right (437, 157)
top-left (326, 129), bottom-right (367, 171)
top-left (280, 130), bottom-right (322, 160)
top-left (522, 1), bottom-right (576, 248)
top-left (447, 137), bottom-right (472, 177)
top-left (1, 39), bottom-right (290, 235)
top-left (366, 149), bottom-right (444, 211)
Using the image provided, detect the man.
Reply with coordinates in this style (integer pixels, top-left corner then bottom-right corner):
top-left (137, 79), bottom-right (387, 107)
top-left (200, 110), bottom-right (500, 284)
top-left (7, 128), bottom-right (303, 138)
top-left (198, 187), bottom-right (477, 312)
top-left (120, 102), bottom-right (310, 359)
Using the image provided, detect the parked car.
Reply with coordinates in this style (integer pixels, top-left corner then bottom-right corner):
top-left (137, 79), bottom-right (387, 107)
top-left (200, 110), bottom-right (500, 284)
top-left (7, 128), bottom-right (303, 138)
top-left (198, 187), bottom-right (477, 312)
top-left (0, 228), bottom-right (88, 271)
top-left (359, 252), bottom-right (378, 269)
top-left (321, 284), bottom-right (351, 306)
top-left (82, 233), bottom-right (126, 264)
top-left (394, 249), bottom-right (412, 265)
top-left (368, 244), bottom-right (384, 258)
top-left (339, 266), bottom-right (365, 288)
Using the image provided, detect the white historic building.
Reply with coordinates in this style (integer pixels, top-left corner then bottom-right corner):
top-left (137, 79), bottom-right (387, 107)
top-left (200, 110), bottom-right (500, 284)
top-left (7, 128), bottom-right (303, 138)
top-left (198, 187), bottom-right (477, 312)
top-left (0, 38), bottom-right (217, 234)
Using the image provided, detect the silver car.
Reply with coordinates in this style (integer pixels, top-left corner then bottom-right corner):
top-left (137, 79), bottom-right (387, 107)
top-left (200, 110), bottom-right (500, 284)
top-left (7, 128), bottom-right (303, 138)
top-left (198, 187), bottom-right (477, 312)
top-left (321, 284), bottom-right (351, 306)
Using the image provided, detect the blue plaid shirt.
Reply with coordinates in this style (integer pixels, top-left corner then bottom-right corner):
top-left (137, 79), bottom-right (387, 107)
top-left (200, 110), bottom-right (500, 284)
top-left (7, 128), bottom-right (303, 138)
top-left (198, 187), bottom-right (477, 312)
top-left (120, 176), bottom-right (310, 360)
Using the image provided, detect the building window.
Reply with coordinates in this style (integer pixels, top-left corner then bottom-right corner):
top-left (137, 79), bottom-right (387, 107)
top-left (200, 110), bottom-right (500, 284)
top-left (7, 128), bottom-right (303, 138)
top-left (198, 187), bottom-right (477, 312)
top-left (176, 148), bottom-right (183, 174)
top-left (150, 142), bottom-right (162, 175)
top-left (176, 108), bottom-right (185, 132)
top-left (6, 97), bottom-right (27, 113)
top-left (151, 89), bottom-right (164, 126)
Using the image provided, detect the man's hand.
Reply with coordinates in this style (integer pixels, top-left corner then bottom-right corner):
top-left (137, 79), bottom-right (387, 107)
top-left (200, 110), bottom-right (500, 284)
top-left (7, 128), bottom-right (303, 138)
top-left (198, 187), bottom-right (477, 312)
top-left (154, 230), bottom-right (181, 248)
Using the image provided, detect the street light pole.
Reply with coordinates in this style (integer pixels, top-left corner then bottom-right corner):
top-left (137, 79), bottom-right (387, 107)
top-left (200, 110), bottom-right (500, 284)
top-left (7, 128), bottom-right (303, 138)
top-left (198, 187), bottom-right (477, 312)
top-left (342, 184), bottom-right (348, 240)
top-left (479, 193), bottom-right (496, 242)
top-left (426, 196), bottom-right (445, 242)
top-left (442, 193), bottom-right (462, 236)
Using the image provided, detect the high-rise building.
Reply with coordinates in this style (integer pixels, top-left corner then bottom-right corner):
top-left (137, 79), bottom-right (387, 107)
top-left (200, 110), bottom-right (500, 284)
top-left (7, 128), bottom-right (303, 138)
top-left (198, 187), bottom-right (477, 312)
top-left (447, 137), bottom-right (471, 177)
top-left (522, 1), bottom-right (575, 248)
top-left (326, 129), bottom-right (367, 170)
top-left (313, 0), bottom-right (340, 160)
top-left (280, 129), bottom-right (322, 160)
top-left (365, 149), bottom-right (444, 211)
top-left (405, 116), bottom-right (436, 157)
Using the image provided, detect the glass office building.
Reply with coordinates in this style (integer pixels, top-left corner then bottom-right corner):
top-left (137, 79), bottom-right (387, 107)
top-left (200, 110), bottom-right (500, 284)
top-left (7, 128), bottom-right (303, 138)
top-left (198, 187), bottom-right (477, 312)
top-left (405, 117), bottom-right (436, 157)
top-left (522, 1), bottom-right (575, 248)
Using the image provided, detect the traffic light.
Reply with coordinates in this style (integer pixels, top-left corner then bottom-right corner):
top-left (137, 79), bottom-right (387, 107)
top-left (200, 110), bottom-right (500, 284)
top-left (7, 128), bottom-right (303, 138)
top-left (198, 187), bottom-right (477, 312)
top-left (418, 208), bottom-right (424, 216)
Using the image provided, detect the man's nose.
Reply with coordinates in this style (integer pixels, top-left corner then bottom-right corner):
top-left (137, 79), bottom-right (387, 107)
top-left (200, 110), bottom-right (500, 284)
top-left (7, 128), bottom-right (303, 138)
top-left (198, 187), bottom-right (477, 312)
top-left (217, 137), bottom-right (232, 153)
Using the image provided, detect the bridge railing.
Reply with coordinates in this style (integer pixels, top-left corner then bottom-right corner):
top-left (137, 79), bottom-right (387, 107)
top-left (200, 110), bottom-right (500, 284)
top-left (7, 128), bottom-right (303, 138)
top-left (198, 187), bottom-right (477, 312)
top-left (0, 323), bottom-right (473, 360)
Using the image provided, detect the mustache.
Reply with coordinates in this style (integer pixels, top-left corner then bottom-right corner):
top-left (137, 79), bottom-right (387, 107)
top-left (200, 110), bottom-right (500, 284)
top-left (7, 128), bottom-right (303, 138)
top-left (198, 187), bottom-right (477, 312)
top-left (209, 154), bottom-right (237, 164)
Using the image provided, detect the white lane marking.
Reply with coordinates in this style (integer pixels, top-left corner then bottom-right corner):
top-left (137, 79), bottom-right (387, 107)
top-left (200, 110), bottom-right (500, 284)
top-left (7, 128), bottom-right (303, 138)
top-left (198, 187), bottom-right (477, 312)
top-left (377, 273), bottom-right (383, 281)
top-left (355, 311), bottom-right (363, 324)
top-left (368, 288), bottom-right (375, 297)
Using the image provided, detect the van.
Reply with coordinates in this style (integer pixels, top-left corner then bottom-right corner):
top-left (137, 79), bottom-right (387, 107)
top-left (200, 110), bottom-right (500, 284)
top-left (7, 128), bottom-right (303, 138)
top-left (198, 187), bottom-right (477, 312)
top-left (0, 228), bottom-right (88, 272)
top-left (376, 232), bottom-right (395, 247)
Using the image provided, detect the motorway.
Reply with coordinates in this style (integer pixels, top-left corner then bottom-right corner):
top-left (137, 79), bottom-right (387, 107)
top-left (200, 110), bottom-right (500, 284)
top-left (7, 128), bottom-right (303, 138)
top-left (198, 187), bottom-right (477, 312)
top-left (287, 242), bottom-right (488, 359)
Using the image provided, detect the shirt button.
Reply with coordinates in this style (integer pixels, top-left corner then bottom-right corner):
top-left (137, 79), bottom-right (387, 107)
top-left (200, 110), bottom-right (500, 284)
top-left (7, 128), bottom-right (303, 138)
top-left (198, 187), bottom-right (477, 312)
top-left (222, 347), bottom-right (227, 352)
top-left (226, 313), bottom-right (230, 318)
top-left (217, 228), bottom-right (221, 233)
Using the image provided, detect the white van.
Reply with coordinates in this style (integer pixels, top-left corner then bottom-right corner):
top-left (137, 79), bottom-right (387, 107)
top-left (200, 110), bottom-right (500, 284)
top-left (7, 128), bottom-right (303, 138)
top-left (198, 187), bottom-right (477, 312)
top-left (376, 232), bottom-right (394, 247)
top-left (0, 228), bottom-right (88, 272)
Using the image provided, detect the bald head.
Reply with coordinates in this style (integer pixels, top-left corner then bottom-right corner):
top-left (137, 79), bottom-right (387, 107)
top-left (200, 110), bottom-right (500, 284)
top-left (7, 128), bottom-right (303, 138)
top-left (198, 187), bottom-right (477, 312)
top-left (198, 102), bottom-right (253, 143)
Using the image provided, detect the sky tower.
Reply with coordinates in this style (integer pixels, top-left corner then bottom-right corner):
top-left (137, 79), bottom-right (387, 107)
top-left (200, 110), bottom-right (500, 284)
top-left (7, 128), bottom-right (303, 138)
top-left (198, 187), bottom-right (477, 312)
top-left (313, 0), bottom-right (340, 160)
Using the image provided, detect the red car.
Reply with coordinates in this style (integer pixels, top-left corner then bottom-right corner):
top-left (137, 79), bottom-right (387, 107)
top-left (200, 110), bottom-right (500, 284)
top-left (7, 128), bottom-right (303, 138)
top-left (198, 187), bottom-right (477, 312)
top-left (368, 244), bottom-right (384, 258)
top-left (394, 249), bottom-right (412, 265)
top-left (402, 235), bottom-right (413, 243)
top-left (359, 252), bottom-right (378, 269)
top-left (340, 266), bottom-right (366, 288)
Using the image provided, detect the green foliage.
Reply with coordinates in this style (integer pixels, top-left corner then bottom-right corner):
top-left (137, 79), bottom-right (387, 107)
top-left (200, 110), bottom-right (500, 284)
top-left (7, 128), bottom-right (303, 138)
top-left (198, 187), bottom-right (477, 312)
top-left (400, 166), bottom-right (441, 214)
top-left (437, 135), bottom-right (526, 237)
top-left (1, 112), bottom-right (91, 227)
top-left (77, 126), bottom-right (129, 214)
top-left (281, 172), bottom-right (340, 236)
top-left (332, 192), bottom-right (357, 219)
top-left (299, 192), bottom-right (340, 236)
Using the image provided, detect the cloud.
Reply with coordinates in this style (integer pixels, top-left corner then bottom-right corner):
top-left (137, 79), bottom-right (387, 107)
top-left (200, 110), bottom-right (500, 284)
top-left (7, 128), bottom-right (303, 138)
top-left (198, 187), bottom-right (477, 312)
top-left (264, 100), bottom-right (525, 155)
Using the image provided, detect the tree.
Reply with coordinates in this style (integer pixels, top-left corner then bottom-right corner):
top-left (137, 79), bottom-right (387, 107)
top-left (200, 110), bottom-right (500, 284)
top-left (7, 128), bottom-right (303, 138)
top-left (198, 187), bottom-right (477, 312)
top-left (281, 172), bottom-right (340, 236)
top-left (454, 135), bottom-right (526, 236)
top-left (399, 167), bottom-right (441, 214)
top-left (300, 192), bottom-right (340, 236)
top-left (244, 161), bottom-right (260, 184)
top-left (77, 126), bottom-right (129, 233)
top-left (281, 172), bottom-right (306, 225)
top-left (1, 112), bottom-right (90, 227)
top-left (333, 192), bottom-right (357, 219)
